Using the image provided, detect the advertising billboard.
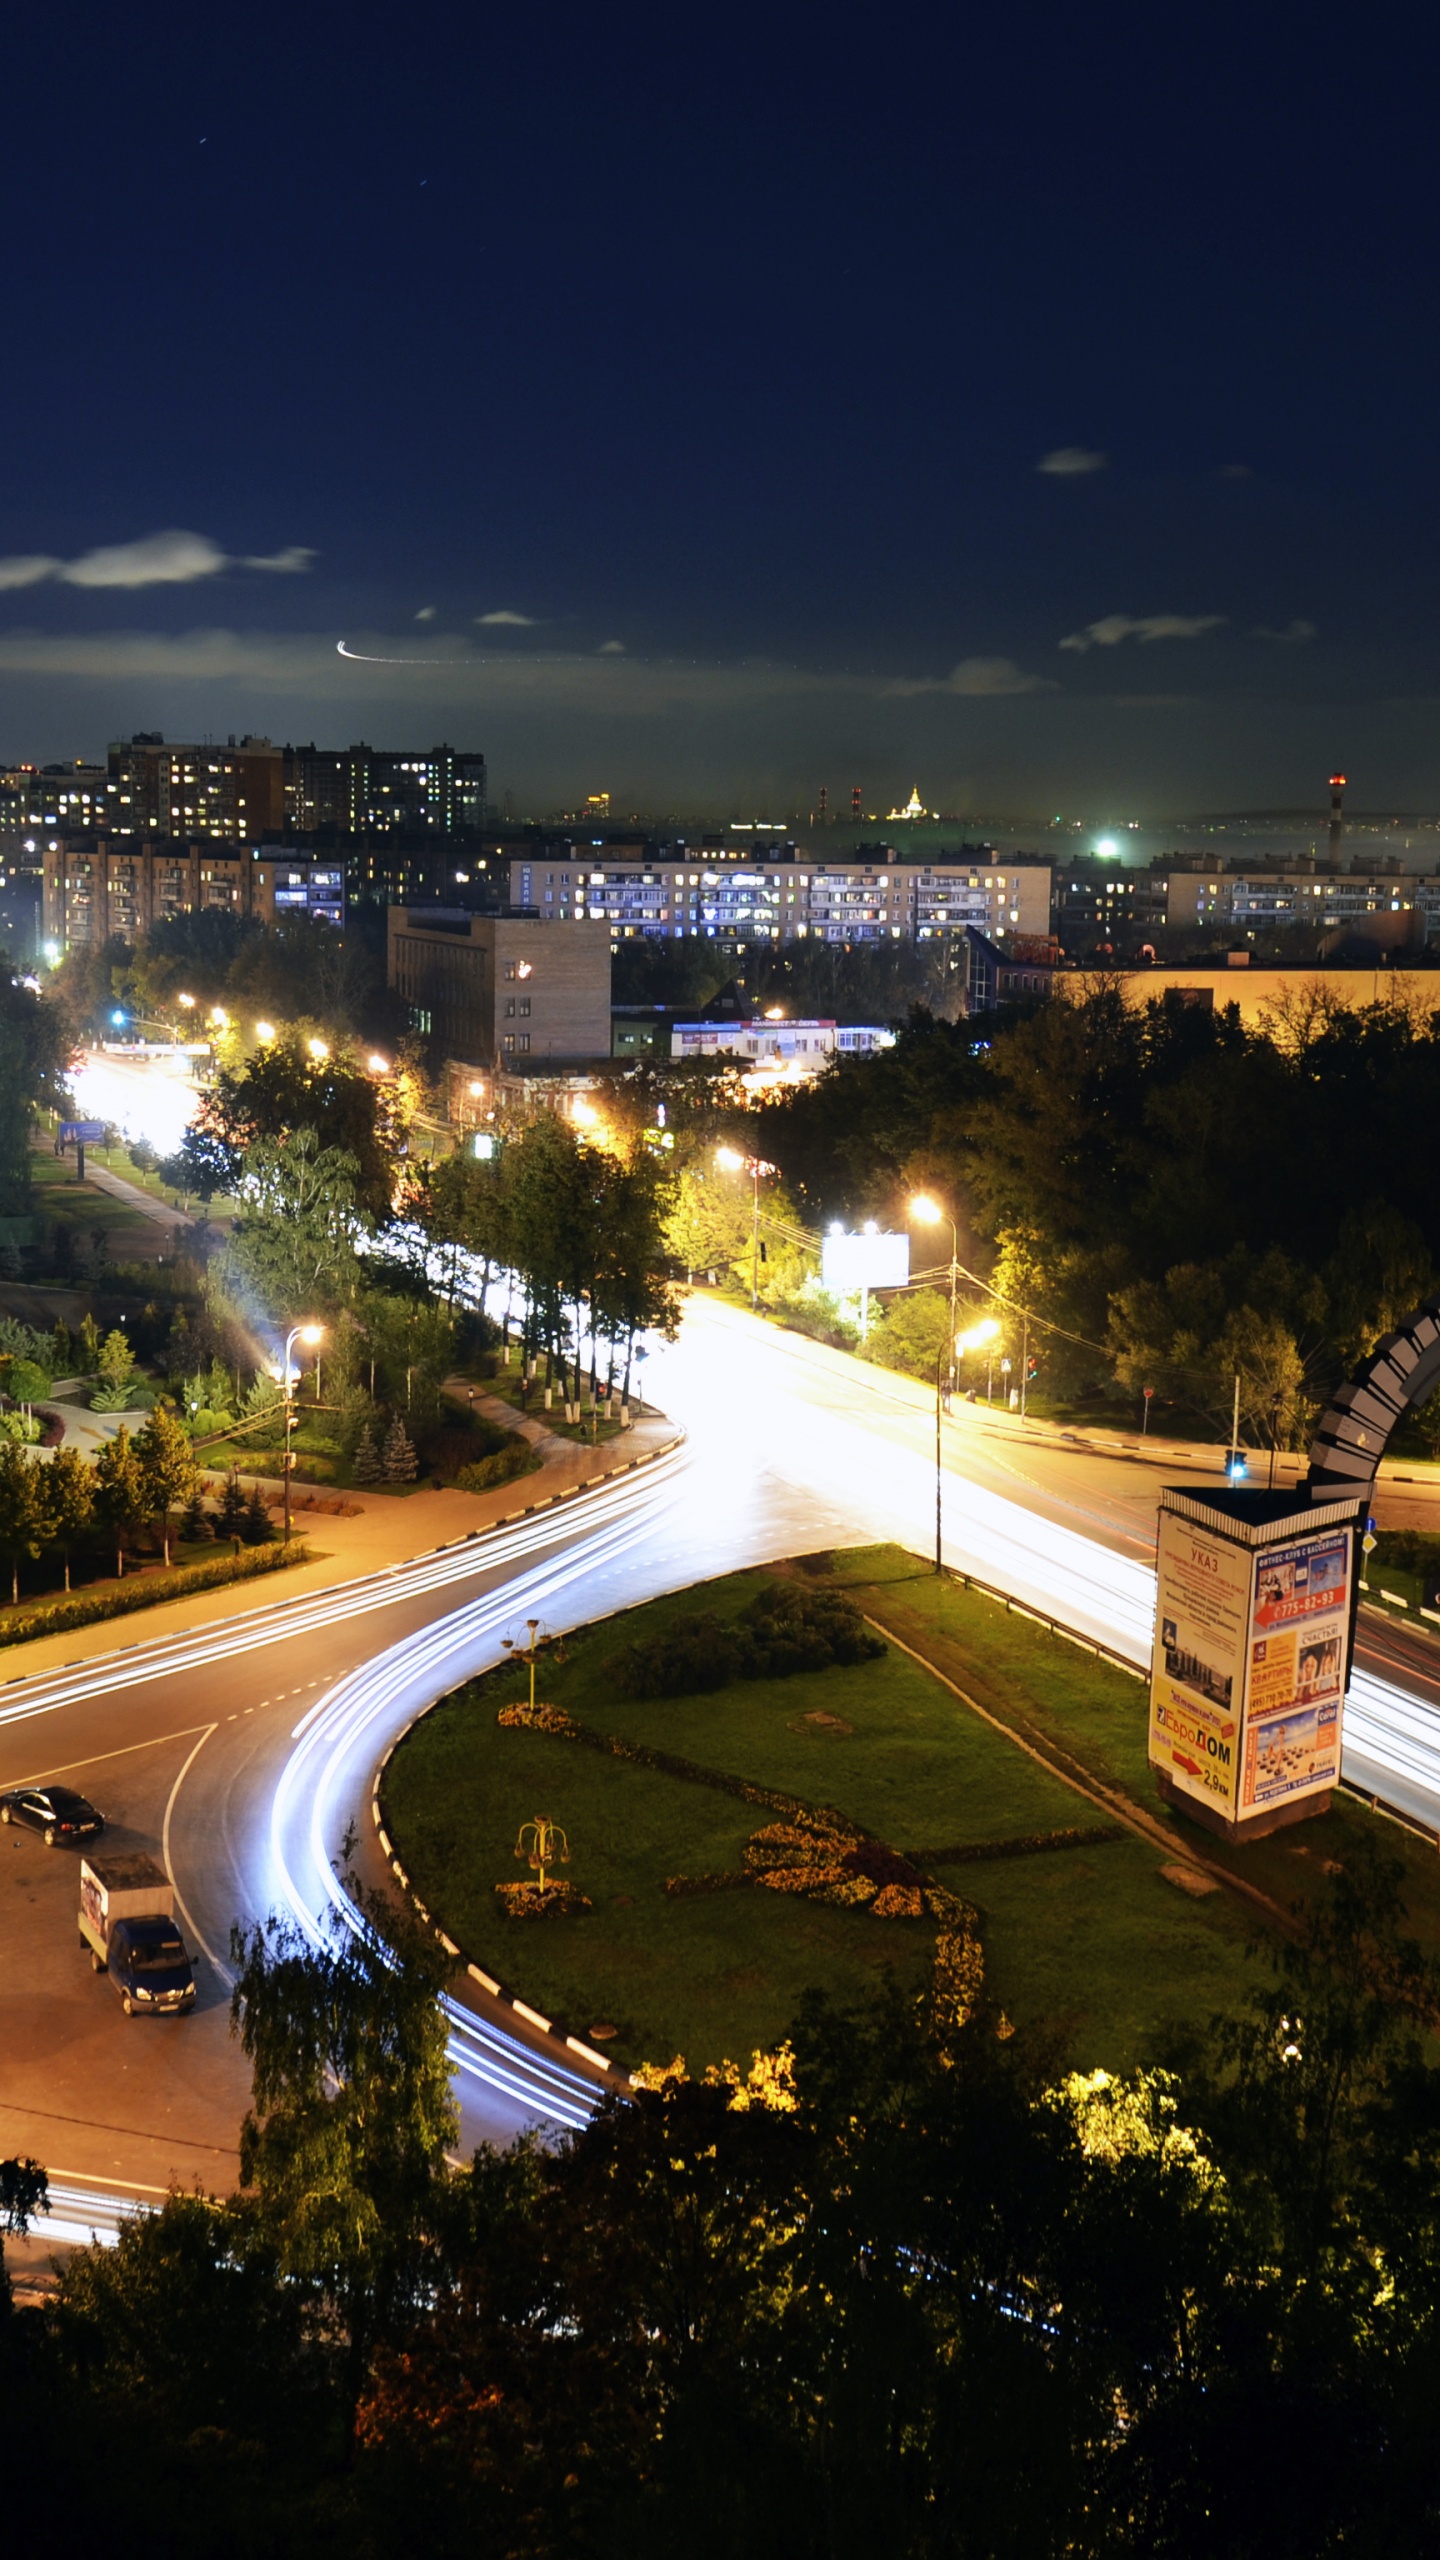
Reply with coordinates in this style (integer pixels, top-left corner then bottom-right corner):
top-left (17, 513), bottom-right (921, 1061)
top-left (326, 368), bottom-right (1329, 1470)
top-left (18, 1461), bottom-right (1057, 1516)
top-left (1149, 1513), bottom-right (1250, 1819)
top-left (1149, 1503), bottom-right (1353, 1831)
top-left (1240, 1529), bottom-right (1348, 1813)
top-left (819, 1230), bottom-right (910, 1294)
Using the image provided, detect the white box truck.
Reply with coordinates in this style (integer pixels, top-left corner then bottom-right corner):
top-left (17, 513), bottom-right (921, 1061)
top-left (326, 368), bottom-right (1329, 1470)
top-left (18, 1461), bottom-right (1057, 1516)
top-left (79, 1852), bottom-right (197, 2016)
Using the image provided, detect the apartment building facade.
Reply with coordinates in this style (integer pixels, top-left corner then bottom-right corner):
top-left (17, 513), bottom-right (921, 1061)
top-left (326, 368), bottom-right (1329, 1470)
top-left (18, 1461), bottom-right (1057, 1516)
top-left (286, 743), bottom-right (487, 835)
top-left (103, 735), bottom-right (286, 840)
top-left (507, 850), bottom-right (1052, 945)
top-left (387, 909), bottom-right (611, 1066)
top-left (43, 838), bottom-right (289, 948)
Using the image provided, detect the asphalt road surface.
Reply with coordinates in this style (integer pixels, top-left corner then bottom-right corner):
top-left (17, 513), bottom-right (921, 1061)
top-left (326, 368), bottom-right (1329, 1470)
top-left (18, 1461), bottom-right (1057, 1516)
top-left (6, 1293), bottom-right (1440, 2240)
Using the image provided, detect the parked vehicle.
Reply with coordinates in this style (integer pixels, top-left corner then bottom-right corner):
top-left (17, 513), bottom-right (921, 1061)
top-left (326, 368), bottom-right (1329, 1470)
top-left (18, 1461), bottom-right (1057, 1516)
top-left (78, 1852), bottom-right (196, 2016)
top-left (0, 1784), bottom-right (104, 1846)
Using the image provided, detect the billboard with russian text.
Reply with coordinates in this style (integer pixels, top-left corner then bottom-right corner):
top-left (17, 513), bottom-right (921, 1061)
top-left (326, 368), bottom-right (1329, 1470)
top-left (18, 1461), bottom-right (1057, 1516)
top-left (1150, 1509), bottom-right (1352, 1825)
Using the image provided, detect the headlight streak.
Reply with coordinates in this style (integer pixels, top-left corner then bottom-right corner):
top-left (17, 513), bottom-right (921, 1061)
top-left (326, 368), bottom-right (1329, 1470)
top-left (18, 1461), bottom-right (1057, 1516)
top-left (269, 1497), bottom-right (673, 2132)
top-left (0, 1453), bottom-right (690, 1739)
top-left (9, 1317), bottom-right (1440, 2165)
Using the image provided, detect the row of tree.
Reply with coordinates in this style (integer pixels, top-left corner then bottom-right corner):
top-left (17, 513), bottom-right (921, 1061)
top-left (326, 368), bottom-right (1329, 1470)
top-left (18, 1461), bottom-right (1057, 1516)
top-left (1, 1852), bottom-right (1436, 2554)
top-left (0, 1409), bottom-right (200, 1599)
top-left (755, 980), bottom-right (1440, 1441)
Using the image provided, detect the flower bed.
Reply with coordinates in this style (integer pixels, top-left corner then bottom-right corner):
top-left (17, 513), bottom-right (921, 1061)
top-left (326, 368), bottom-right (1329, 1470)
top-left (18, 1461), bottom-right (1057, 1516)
top-left (494, 1880), bottom-right (593, 1920)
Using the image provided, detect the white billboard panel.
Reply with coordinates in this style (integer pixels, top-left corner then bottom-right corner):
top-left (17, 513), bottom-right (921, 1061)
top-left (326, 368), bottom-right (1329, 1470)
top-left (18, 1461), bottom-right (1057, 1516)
top-left (820, 1231), bottom-right (910, 1294)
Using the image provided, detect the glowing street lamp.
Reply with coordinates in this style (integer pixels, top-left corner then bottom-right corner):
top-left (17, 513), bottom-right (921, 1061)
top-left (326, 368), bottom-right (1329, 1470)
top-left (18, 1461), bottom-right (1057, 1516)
top-left (910, 1192), bottom-right (960, 1375)
top-left (367, 1052), bottom-right (390, 1075)
top-left (281, 1322), bottom-right (323, 1541)
top-left (715, 1145), bottom-right (775, 1309)
top-left (307, 1036), bottom-right (329, 1062)
top-left (254, 1020), bottom-right (276, 1043)
top-left (176, 992), bottom-right (195, 1011)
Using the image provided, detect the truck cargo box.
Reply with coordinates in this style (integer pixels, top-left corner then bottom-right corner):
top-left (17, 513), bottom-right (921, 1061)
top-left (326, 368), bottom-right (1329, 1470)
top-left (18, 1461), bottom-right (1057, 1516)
top-left (80, 1852), bottom-right (175, 1938)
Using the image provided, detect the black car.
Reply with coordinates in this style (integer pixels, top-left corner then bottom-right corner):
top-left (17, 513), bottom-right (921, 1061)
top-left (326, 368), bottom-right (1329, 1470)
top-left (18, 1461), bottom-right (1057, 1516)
top-left (0, 1785), bottom-right (105, 1846)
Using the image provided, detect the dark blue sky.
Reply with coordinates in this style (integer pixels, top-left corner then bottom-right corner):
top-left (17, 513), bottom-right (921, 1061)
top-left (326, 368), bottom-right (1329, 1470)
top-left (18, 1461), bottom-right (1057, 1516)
top-left (6, 1), bottom-right (1440, 818)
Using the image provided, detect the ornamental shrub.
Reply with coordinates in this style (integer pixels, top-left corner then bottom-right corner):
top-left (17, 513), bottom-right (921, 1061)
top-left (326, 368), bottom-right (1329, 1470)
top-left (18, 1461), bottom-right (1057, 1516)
top-left (611, 1581), bottom-right (884, 1698)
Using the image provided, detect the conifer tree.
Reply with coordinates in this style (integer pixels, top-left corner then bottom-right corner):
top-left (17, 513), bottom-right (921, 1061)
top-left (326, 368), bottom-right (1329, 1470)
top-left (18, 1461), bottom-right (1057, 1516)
top-left (350, 1423), bottom-right (382, 1485)
top-left (217, 1471), bottom-right (248, 1539)
top-left (382, 1416), bottom-right (417, 1482)
top-left (242, 1484), bottom-right (275, 1545)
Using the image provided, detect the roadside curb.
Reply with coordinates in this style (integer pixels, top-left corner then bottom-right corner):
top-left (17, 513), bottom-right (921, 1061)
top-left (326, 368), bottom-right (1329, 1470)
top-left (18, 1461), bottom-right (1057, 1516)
top-left (371, 1730), bottom-right (636, 2096)
top-left (361, 1424), bottom-right (691, 2101)
top-left (0, 1421), bottom-right (685, 1695)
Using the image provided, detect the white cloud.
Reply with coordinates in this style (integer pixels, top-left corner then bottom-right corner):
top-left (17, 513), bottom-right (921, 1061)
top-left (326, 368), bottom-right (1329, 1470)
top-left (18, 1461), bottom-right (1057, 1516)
top-left (0, 529), bottom-right (315, 591)
top-left (0, 554), bottom-right (61, 590)
top-left (415, 606), bottom-right (437, 621)
top-left (1037, 446), bottom-right (1108, 477)
top-left (476, 608), bottom-right (536, 626)
top-left (885, 656), bottom-right (1056, 699)
top-left (1253, 617), bottom-right (1316, 644)
top-left (60, 531), bottom-right (228, 588)
top-left (242, 545), bottom-right (317, 574)
top-left (597, 638), bottom-right (626, 654)
top-left (1060, 612), bottom-right (1226, 653)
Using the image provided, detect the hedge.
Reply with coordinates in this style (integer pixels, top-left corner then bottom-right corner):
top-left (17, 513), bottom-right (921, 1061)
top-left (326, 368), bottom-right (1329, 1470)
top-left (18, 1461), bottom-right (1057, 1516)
top-left (0, 1540), bottom-right (311, 1651)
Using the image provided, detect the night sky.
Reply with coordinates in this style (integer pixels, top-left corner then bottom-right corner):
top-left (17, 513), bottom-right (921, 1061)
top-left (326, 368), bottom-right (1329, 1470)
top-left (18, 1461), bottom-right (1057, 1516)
top-left (7, 3), bottom-right (1440, 820)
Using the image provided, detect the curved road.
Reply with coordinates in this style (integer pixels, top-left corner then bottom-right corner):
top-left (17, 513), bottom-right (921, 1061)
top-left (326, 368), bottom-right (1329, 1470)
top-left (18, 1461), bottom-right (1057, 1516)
top-left (5, 1294), bottom-right (1440, 2239)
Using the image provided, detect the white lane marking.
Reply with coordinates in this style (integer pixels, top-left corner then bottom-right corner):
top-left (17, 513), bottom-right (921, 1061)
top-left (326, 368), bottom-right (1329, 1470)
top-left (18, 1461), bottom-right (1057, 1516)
top-left (0, 1721), bottom-right (214, 1789)
top-left (161, 1725), bottom-right (226, 1973)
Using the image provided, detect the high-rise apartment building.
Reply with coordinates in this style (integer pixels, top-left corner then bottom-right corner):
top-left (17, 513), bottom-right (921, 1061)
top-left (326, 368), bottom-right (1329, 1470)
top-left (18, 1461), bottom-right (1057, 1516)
top-left (0, 762), bottom-right (109, 847)
top-left (285, 743), bottom-right (487, 834)
top-left (103, 735), bottom-right (286, 840)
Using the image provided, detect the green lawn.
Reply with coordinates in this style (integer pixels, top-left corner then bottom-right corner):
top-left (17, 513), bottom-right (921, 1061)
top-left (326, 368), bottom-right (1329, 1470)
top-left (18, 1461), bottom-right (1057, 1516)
top-left (384, 1553), bottom-right (1283, 2077)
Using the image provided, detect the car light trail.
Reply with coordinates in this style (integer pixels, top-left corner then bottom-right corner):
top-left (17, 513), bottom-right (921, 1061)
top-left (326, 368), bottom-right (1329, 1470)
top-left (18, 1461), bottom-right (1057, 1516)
top-left (269, 1490), bottom-right (674, 2132)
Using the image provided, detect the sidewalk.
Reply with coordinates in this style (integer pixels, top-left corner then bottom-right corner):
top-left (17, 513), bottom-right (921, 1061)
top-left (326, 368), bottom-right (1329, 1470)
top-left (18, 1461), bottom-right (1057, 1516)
top-left (79, 1162), bottom-right (189, 1230)
top-left (0, 1408), bottom-right (681, 1686)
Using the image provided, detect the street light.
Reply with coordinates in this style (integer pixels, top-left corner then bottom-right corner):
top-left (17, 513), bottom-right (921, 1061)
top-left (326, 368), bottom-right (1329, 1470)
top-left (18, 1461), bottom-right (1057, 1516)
top-left (910, 1193), bottom-right (959, 1384)
top-left (281, 1323), bottom-right (323, 1541)
top-left (716, 1145), bottom-right (773, 1309)
top-left (255, 1020), bottom-right (276, 1043)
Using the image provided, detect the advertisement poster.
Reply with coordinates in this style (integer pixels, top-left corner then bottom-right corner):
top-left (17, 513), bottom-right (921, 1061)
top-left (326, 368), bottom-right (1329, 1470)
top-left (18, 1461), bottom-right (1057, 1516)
top-left (1148, 1513), bottom-right (1251, 1817)
top-left (1239, 1529), bottom-right (1349, 1812)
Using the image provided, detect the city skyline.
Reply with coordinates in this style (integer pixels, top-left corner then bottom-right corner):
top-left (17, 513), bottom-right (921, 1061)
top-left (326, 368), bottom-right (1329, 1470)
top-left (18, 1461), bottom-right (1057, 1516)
top-left (6, 7), bottom-right (1440, 811)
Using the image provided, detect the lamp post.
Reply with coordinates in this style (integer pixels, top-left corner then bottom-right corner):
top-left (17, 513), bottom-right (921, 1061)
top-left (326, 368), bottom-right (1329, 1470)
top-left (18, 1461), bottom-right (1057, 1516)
top-left (935, 1343), bottom-right (946, 1574)
top-left (910, 1194), bottom-right (959, 1386)
top-left (281, 1322), bottom-right (323, 1541)
top-left (716, 1146), bottom-right (771, 1310)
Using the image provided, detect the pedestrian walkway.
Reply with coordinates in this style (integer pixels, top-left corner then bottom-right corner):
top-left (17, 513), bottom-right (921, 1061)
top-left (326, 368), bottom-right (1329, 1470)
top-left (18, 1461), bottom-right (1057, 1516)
top-left (79, 1162), bottom-right (189, 1230)
top-left (0, 1408), bottom-right (681, 1685)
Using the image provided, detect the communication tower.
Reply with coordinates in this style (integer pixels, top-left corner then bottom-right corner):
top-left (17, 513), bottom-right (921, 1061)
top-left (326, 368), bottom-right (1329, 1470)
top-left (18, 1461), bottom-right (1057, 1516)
top-left (1329, 771), bottom-right (1346, 865)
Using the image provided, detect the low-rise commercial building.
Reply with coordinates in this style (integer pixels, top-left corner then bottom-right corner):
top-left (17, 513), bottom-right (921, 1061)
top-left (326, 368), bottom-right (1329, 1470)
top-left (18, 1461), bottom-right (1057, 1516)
top-left (669, 1017), bottom-right (893, 1068)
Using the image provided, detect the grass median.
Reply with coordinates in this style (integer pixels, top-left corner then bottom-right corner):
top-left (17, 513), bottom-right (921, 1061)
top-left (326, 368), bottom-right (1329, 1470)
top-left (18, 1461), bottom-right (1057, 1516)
top-left (383, 1546), bottom-right (1301, 2076)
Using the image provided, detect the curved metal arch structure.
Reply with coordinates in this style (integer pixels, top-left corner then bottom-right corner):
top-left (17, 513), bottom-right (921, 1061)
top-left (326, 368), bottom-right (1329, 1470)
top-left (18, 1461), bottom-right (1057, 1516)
top-left (1306, 1299), bottom-right (1440, 1504)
